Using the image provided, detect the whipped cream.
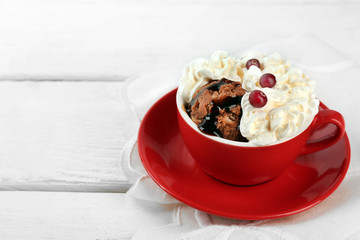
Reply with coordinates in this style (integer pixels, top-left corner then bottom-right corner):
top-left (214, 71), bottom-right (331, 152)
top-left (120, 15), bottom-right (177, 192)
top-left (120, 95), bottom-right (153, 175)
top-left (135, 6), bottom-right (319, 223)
top-left (179, 51), bottom-right (243, 103)
top-left (180, 51), bottom-right (319, 146)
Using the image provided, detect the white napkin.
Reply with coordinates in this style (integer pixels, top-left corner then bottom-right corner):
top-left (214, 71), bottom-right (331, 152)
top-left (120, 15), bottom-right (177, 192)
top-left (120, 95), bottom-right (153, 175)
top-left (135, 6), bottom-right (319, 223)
top-left (121, 34), bottom-right (360, 240)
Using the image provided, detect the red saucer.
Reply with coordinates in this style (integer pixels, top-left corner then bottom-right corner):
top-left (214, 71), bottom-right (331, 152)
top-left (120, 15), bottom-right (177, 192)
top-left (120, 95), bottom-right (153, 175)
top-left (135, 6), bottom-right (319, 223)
top-left (138, 89), bottom-right (351, 220)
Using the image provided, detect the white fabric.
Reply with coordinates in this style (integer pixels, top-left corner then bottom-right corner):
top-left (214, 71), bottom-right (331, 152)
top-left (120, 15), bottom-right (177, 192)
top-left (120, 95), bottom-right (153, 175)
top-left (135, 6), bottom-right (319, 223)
top-left (121, 34), bottom-right (360, 240)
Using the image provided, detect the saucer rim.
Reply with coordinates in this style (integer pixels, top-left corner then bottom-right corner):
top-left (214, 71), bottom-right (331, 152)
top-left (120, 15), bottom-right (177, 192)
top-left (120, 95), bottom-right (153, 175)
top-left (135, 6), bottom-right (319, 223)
top-left (138, 88), bottom-right (351, 220)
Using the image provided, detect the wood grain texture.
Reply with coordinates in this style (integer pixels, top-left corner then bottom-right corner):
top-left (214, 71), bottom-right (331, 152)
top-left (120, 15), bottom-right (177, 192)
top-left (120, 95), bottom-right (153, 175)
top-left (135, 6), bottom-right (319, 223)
top-left (0, 81), bottom-right (138, 192)
top-left (0, 191), bottom-right (175, 240)
top-left (0, 1), bottom-right (359, 80)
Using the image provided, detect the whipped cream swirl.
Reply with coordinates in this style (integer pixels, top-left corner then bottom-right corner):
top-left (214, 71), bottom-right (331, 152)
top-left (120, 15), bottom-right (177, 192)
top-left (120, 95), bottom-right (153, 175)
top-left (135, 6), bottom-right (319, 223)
top-left (180, 51), bottom-right (319, 146)
top-left (179, 51), bottom-right (243, 103)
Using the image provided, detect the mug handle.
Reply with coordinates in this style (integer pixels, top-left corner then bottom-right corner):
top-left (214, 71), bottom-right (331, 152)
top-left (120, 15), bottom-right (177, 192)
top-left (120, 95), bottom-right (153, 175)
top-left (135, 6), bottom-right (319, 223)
top-left (300, 109), bottom-right (345, 155)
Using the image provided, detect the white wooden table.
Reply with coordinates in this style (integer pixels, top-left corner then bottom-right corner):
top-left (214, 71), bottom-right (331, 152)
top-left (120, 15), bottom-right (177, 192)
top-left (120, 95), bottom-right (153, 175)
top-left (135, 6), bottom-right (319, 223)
top-left (0, 0), bottom-right (359, 239)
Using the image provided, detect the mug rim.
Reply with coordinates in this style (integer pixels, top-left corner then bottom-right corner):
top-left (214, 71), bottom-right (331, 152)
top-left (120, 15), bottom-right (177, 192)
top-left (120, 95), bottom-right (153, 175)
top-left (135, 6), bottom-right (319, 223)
top-left (176, 86), bottom-right (317, 148)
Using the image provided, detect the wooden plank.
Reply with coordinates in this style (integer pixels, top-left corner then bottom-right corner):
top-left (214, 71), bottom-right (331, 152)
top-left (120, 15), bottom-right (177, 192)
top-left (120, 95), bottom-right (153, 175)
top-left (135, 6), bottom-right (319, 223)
top-left (0, 81), bottom-right (138, 192)
top-left (0, 1), bottom-right (358, 80)
top-left (0, 191), bottom-right (174, 240)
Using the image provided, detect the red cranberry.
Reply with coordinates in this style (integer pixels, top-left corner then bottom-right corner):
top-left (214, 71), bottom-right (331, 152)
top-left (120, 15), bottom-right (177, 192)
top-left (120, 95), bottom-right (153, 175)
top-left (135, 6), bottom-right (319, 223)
top-left (246, 58), bottom-right (261, 69)
top-left (249, 90), bottom-right (267, 108)
top-left (259, 73), bottom-right (276, 88)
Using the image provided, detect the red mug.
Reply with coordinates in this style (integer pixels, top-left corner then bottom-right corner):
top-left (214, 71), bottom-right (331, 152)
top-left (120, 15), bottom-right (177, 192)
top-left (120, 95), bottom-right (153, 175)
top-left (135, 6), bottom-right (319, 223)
top-left (176, 89), bottom-right (345, 186)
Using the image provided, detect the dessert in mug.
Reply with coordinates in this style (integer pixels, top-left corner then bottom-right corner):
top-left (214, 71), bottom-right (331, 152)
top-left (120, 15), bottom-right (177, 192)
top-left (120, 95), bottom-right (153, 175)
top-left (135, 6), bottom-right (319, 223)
top-left (179, 51), bottom-right (319, 146)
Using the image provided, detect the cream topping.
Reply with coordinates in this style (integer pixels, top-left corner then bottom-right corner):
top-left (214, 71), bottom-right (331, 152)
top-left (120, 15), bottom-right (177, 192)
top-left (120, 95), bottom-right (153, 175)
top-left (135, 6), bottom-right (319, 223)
top-left (179, 51), bottom-right (243, 103)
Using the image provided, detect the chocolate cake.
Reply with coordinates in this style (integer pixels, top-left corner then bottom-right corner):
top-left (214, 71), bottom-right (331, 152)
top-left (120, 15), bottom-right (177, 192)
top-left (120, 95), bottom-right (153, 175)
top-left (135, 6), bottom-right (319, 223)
top-left (186, 79), bottom-right (248, 141)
